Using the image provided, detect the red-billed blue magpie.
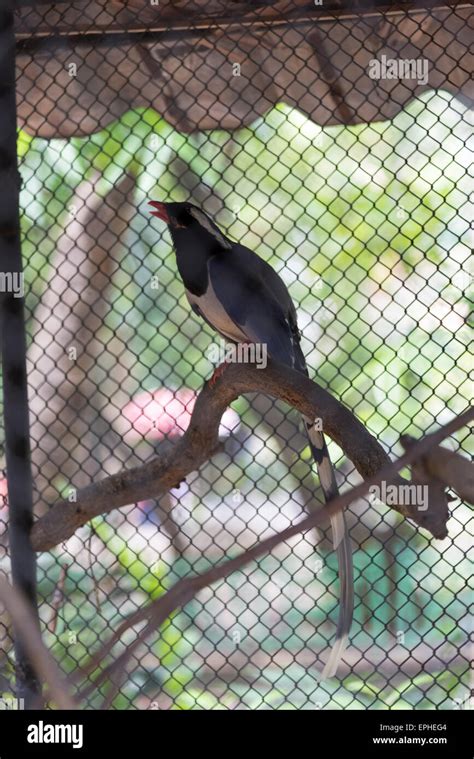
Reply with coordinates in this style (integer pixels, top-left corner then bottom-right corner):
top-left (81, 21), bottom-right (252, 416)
top-left (149, 200), bottom-right (353, 678)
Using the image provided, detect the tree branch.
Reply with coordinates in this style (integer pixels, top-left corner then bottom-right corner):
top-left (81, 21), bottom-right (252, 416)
top-left (31, 361), bottom-right (471, 552)
top-left (401, 434), bottom-right (474, 506)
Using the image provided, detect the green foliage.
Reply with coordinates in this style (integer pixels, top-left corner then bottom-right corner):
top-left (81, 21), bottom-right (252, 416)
top-left (91, 517), bottom-right (167, 600)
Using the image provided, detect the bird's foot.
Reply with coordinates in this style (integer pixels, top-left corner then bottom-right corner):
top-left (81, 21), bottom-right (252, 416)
top-left (209, 361), bottom-right (228, 388)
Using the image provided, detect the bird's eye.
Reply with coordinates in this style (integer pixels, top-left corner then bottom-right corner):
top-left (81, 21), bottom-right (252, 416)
top-left (176, 208), bottom-right (193, 227)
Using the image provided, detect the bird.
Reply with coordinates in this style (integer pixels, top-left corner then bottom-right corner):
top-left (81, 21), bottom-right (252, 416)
top-left (149, 199), bottom-right (353, 678)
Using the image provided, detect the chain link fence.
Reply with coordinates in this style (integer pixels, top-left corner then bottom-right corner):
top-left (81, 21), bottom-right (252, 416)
top-left (0, 0), bottom-right (472, 709)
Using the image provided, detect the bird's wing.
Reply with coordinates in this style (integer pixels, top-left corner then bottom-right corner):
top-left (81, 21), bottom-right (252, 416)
top-left (230, 243), bottom-right (307, 372)
top-left (208, 247), bottom-right (298, 367)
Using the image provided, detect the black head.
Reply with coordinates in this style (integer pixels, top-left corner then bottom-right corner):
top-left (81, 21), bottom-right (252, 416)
top-left (148, 201), bottom-right (232, 250)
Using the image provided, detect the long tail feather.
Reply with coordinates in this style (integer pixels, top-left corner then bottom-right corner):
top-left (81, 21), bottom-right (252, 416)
top-left (304, 416), bottom-right (354, 679)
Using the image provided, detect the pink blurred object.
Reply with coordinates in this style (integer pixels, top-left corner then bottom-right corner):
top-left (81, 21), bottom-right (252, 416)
top-left (122, 387), bottom-right (239, 440)
top-left (122, 388), bottom-right (240, 528)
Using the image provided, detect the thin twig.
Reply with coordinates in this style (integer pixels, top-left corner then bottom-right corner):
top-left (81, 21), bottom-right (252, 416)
top-left (0, 577), bottom-right (76, 710)
top-left (48, 562), bottom-right (68, 635)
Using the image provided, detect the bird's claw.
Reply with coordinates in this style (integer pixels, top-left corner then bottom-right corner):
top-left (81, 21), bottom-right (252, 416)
top-left (209, 362), bottom-right (228, 388)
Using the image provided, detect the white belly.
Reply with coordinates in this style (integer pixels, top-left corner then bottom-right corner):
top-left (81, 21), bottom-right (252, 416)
top-left (185, 277), bottom-right (248, 343)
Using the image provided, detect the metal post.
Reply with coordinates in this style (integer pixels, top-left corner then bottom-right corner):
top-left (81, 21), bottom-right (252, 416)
top-left (0, 2), bottom-right (40, 708)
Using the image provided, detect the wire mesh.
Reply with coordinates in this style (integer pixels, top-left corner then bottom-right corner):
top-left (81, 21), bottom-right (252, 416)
top-left (0, 1), bottom-right (472, 709)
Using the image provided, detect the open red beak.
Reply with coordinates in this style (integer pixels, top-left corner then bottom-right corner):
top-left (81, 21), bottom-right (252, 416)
top-left (148, 201), bottom-right (170, 223)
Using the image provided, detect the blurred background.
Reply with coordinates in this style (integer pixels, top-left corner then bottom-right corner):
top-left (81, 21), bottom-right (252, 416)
top-left (0, 1), bottom-right (472, 710)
